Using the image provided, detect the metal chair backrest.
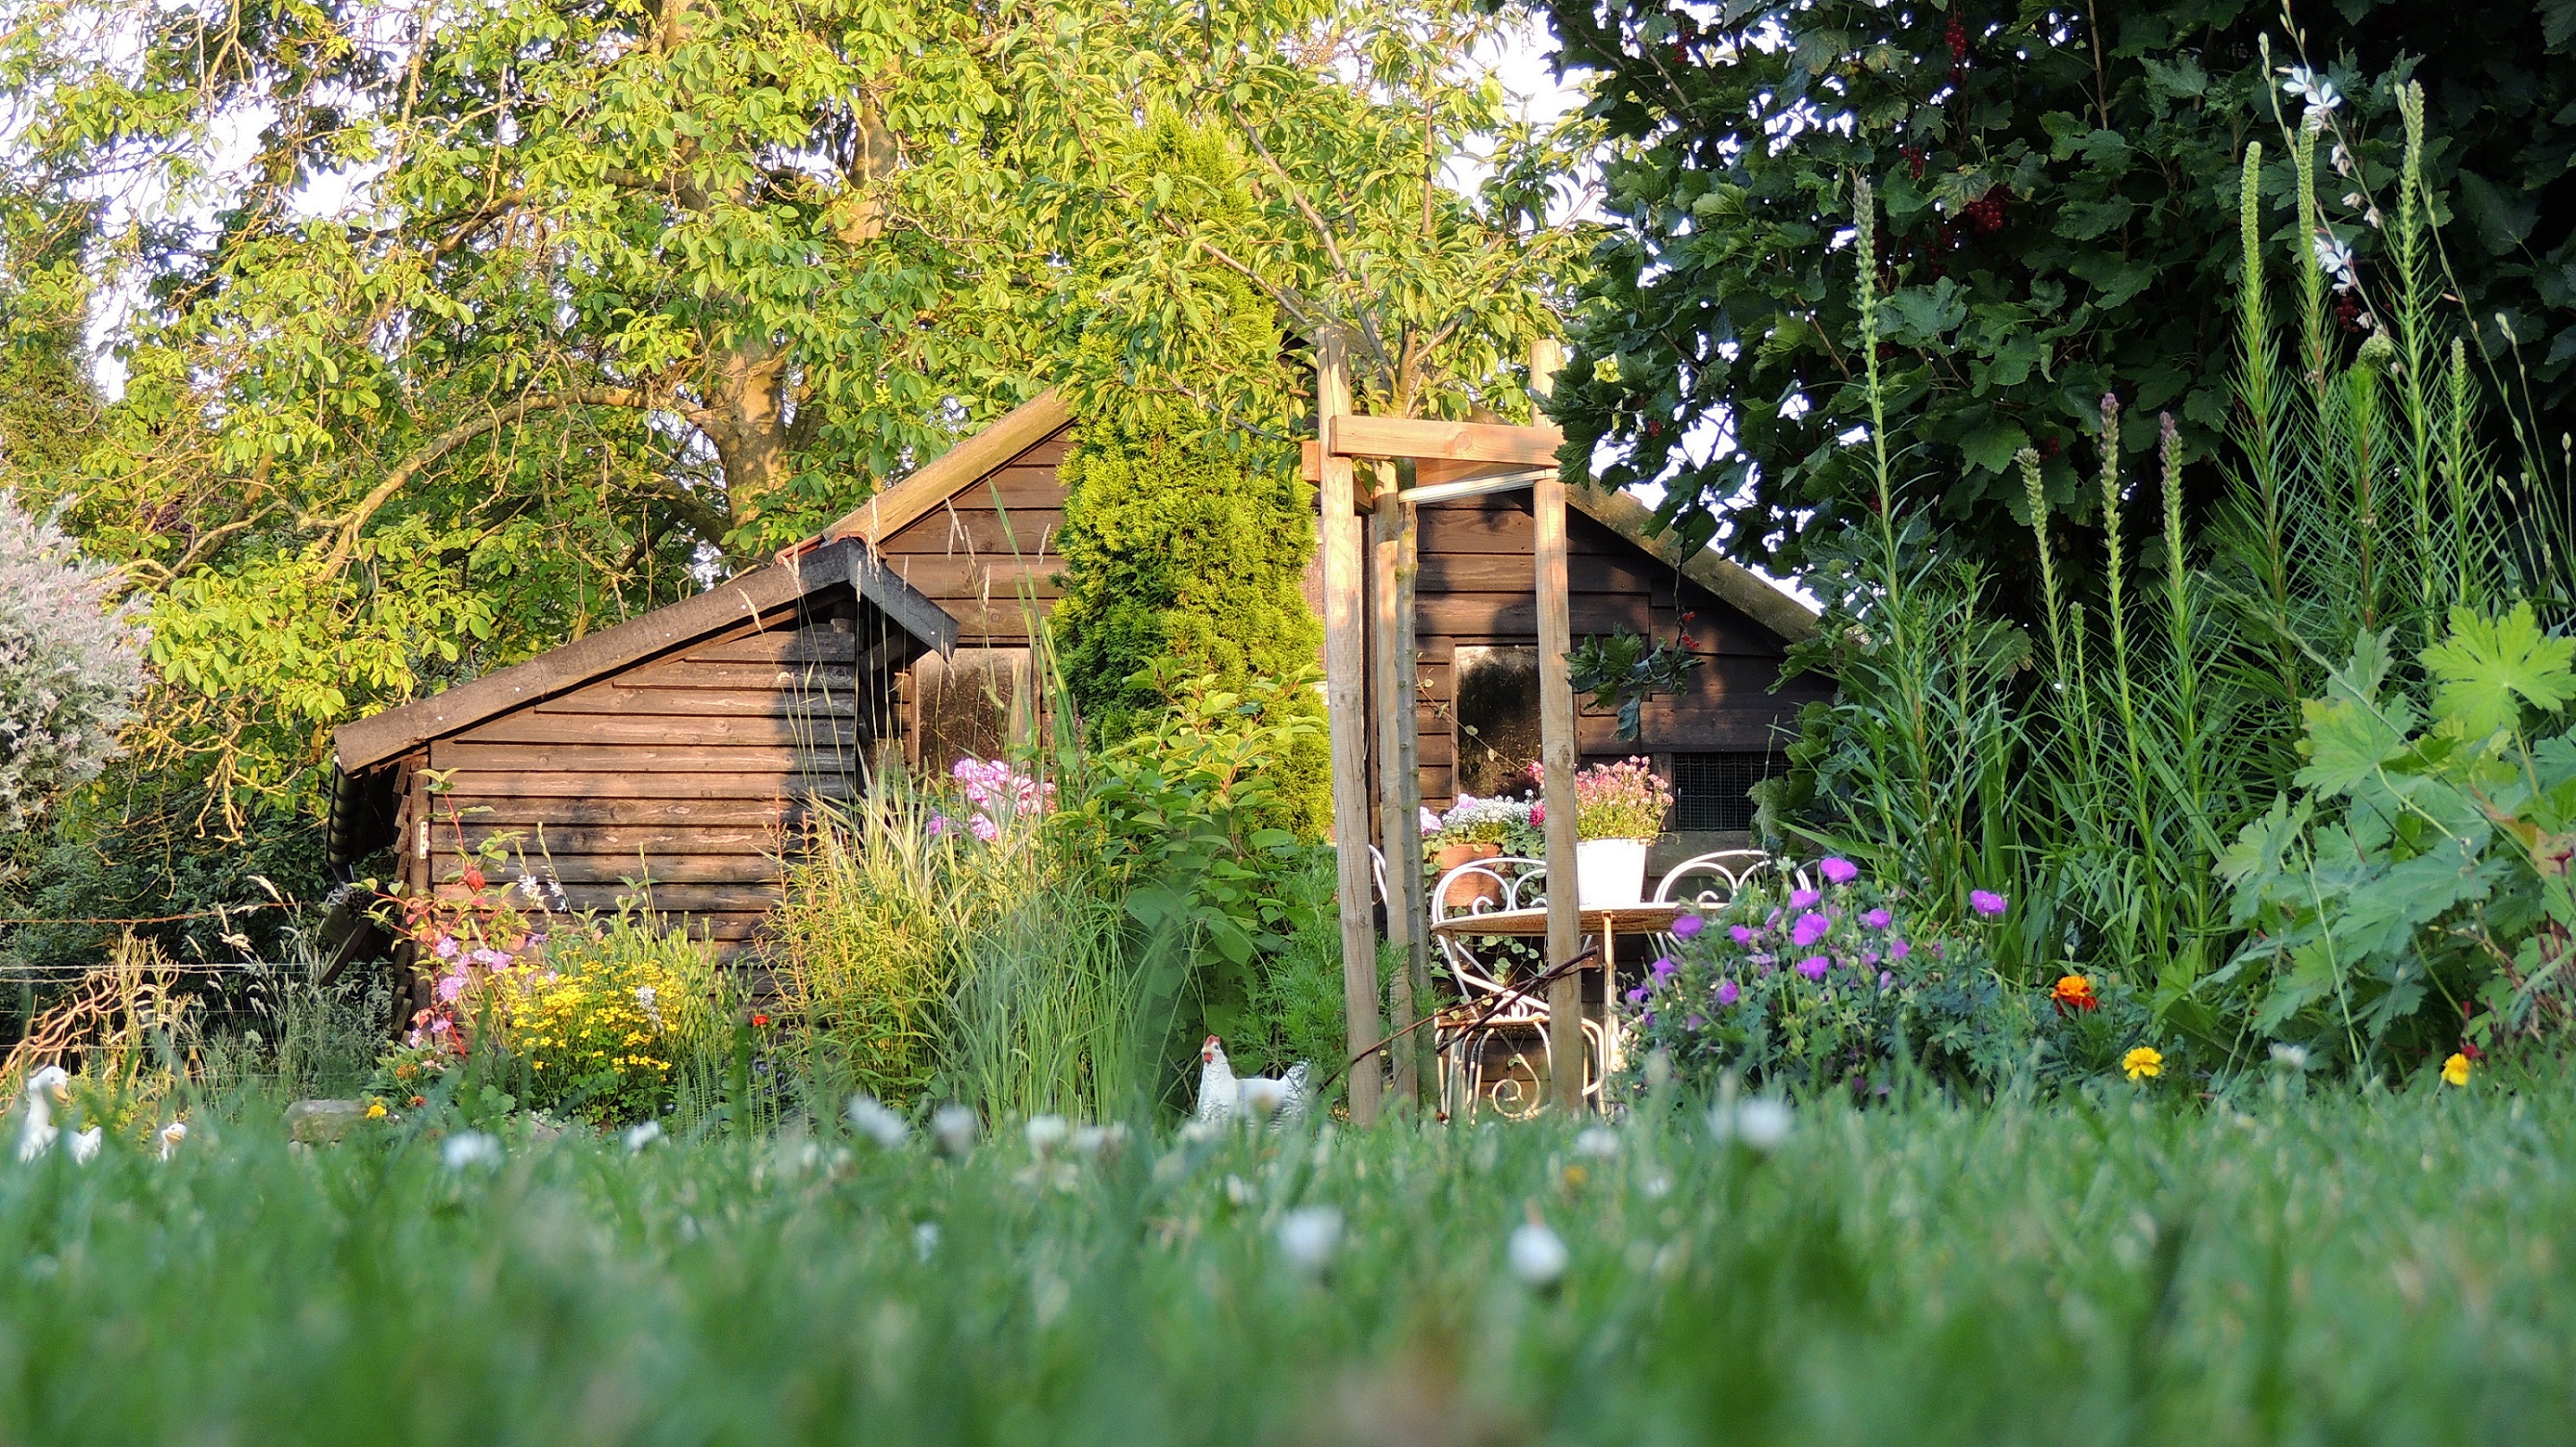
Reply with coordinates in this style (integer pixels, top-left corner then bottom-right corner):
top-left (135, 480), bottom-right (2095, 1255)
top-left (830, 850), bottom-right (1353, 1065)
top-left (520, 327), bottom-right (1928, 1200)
top-left (1653, 850), bottom-right (1810, 916)
top-left (1426, 855), bottom-right (1550, 1004)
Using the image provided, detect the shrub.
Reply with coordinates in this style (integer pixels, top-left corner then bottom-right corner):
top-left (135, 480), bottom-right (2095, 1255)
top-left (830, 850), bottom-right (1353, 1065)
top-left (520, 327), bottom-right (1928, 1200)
top-left (1624, 867), bottom-right (2163, 1099)
top-left (502, 918), bottom-right (726, 1125)
top-left (0, 489), bottom-right (145, 827)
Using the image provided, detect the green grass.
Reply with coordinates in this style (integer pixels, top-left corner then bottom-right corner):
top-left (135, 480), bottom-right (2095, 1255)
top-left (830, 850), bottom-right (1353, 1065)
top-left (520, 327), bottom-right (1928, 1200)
top-left (3, 1073), bottom-right (2572, 1443)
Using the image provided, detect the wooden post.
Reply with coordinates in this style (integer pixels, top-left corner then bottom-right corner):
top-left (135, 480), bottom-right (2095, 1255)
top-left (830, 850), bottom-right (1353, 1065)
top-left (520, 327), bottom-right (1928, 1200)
top-left (1319, 328), bottom-right (1385, 1126)
top-left (1373, 473), bottom-right (1435, 1110)
top-left (1530, 337), bottom-right (1585, 1114)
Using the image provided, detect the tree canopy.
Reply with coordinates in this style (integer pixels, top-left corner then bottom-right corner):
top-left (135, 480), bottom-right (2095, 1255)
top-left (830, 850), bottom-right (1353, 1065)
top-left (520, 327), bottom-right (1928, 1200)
top-left (0, 0), bottom-right (1591, 828)
top-left (1536, 0), bottom-right (2576, 590)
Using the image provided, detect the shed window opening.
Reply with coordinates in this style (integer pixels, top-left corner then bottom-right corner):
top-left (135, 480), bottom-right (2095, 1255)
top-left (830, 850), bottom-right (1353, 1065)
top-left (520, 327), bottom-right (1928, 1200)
top-left (1670, 752), bottom-right (1789, 833)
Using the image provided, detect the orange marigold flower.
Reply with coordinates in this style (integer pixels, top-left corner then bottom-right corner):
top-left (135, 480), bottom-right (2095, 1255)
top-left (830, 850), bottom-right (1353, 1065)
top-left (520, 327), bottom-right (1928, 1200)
top-left (2050, 975), bottom-right (2099, 1013)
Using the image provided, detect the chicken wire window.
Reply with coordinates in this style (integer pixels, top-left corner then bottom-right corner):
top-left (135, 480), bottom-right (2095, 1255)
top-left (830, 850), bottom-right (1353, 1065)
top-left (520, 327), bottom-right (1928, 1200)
top-left (1670, 752), bottom-right (1786, 832)
top-left (910, 648), bottom-right (1034, 775)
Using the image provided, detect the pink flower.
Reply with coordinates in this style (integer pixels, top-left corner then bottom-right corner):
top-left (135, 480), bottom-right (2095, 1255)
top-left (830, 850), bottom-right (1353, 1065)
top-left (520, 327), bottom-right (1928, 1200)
top-left (1790, 888), bottom-right (1823, 909)
top-left (1863, 908), bottom-right (1893, 930)
top-left (434, 935), bottom-right (460, 960)
top-left (1819, 857), bottom-right (1859, 884)
top-left (1791, 912), bottom-right (1831, 948)
top-left (1890, 938), bottom-right (1911, 961)
top-left (1795, 956), bottom-right (1829, 980)
top-left (436, 973), bottom-right (468, 1003)
top-left (1715, 979), bottom-right (1740, 1007)
top-left (1970, 889), bottom-right (2008, 917)
top-left (1728, 925), bottom-right (1757, 946)
top-left (968, 814), bottom-right (999, 843)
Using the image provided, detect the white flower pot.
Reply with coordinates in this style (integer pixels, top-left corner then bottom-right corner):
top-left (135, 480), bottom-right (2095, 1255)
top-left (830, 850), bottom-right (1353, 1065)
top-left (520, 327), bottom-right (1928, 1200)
top-left (1575, 838), bottom-right (1650, 907)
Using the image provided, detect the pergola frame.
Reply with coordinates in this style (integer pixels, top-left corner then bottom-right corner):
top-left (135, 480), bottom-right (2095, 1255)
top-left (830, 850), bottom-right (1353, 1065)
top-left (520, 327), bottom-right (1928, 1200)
top-left (1315, 333), bottom-right (1590, 1123)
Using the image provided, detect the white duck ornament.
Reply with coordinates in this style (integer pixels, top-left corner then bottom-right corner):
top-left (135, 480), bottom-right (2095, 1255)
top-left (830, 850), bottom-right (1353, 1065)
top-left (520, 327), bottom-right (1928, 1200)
top-left (17, 1066), bottom-right (100, 1164)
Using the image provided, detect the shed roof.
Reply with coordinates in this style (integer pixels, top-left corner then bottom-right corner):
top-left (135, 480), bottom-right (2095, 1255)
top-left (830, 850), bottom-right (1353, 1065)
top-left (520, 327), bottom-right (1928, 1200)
top-left (783, 388), bottom-right (1818, 647)
top-left (332, 538), bottom-right (955, 773)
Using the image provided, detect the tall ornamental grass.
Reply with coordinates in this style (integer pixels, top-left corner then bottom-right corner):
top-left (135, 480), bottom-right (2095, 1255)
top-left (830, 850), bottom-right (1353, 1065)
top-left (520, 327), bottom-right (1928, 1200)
top-left (770, 771), bottom-right (1146, 1123)
top-left (1777, 80), bottom-right (2566, 1073)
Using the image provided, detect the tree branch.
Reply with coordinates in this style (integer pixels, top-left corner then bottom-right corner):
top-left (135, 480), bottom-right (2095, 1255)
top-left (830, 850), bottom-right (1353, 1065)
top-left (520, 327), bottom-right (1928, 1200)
top-left (323, 385), bottom-right (654, 574)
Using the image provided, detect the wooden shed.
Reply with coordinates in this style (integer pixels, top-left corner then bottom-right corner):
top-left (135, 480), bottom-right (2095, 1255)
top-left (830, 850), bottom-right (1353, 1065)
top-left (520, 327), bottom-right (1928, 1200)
top-left (325, 538), bottom-right (955, 999)
top-left (800, 390), bottom-right (1831, 858)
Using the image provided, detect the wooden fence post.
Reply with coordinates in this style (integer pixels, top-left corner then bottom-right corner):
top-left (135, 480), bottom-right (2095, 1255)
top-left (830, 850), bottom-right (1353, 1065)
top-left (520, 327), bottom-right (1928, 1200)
top-left (1319, 328), bottom-right (1384, 1126)
top-left (1529, 337), bottom-right (1586, 1114)
top-left (1373, 476), bottom-right (1434, 1110)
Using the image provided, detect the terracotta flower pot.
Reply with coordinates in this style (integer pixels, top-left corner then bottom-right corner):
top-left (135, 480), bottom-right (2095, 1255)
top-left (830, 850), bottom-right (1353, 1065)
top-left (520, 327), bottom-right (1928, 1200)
top-left (1431, 840), bottom-right (1505, 911)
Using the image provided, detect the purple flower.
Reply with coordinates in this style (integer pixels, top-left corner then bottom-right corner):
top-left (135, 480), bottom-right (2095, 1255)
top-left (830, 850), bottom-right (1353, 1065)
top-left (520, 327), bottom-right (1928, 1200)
top-left (1791, 912), bottom-right (1831, 948)
top-left (436, 972), bottom-right (467, 1003)
top-left (434, 935), bottom-right (460, 960)
top-left (1624, 985), bottom-right (1649, 1005)
top-left (1878, 970), bottom-right (1893, 988)
top-left (1970, 889), bottom-right (2008, 917)
top-left (1649, 956), bottom-right (1678, 985)
top-left (1729, 925), bottom-right (1757, 946)
top-left (1863, 908), bottom-right (1893, 930)
top-left (1891, 938), bottom-right (1911, 961)
top-left (1684, 1014), bottom-right (1705, 1030)
top-left (1862, 950), bottom-right (1880, 967)
top-left (1795, 955), bottom-right (1830, 980)
top-left (1715, 979), bottom-right (1740, 1007)
top-left (1819, 856), bottom-right (1859, 884)
top-left (1672, 913), bottom-right (1706, 939)
top-left (1790, 888), bottom-right (1823, 909)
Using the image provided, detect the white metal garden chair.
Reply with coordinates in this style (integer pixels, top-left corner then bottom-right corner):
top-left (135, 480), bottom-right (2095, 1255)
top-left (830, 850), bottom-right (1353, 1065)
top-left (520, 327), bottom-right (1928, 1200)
top-left (1647, 850), bottom-right (1814, 955)
top-left (1425, 855), bottom-right (1604, 1119)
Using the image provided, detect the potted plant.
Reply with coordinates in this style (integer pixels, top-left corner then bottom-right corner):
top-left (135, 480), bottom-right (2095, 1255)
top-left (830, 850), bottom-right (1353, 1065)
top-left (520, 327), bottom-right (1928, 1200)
top-left (1537, 757), bottom-right (1670, 906)
top-left (1426, 795), bottom-right (1533, 909)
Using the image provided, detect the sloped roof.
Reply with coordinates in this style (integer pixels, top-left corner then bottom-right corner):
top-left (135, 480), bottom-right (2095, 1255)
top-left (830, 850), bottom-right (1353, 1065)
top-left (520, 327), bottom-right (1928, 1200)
top-left (806, 390), bottom-right (1073, 548)
top-left (786, 386), bottom-right (1819, 647)
top-left (332, 538), bottom-right (955, 773)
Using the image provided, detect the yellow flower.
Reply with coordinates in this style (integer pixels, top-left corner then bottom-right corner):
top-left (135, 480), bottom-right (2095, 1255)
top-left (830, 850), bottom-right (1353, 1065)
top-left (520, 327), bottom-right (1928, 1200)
top-left (365, 1099), bottom-right (387, 1119)
top-left (2442, 1052), bottom-right (2471, 1086)
top-left (2121, 1046), bottom-right (2163, 1082)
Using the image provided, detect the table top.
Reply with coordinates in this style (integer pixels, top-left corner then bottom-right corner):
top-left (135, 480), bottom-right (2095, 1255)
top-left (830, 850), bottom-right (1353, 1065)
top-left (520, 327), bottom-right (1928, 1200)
top-left (1428, 903), bottom-right (1686, 938)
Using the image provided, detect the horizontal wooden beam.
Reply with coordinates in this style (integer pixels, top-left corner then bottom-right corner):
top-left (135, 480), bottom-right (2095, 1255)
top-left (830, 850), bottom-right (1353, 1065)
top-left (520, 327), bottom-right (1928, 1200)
top-left (1326, 414), bottom-right (1564, 468)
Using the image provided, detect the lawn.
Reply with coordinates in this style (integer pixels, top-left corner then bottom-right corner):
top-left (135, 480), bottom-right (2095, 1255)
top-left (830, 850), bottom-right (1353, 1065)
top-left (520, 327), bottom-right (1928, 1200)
top-left (2, 1071), bottom-right (2566, 1445)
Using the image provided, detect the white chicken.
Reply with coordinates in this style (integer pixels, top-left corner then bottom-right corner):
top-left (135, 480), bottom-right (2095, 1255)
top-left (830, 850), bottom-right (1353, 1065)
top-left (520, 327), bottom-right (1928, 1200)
top-left (1195, 1037), bottom-right (1311, 1128)
top-left (158, 1121), bottom-right (188, 1161)
top-left (16, 1066), bottom-right (97, 1164)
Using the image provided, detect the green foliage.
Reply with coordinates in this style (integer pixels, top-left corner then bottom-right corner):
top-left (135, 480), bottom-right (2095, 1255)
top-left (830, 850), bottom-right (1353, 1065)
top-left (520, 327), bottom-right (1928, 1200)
top-left (2214, 606), bottom-right (2576, 1070)
top-left (1075, 669), bottom-right (1336, 1099)
top-left (1563, 628), bottom-right (1699, 742)
top-left (1051, 406), bottom-right (1327, 830)
top-left (1766, 84), bottom-right (2572, 1078)
top-left (1232, 849), bottom-right (1349, 1081)
top-left (1540, 0), bottom-right (2576, 592)
top-left (0, 0), bottom-right (1579, 832)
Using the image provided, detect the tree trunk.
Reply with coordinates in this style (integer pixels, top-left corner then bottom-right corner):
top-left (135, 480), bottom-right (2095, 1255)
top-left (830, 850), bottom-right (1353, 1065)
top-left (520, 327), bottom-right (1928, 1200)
top-left (698, 336), bottom-right (793, 537)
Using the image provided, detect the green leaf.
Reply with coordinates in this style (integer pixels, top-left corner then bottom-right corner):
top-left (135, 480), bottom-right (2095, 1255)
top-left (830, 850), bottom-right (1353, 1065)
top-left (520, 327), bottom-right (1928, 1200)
top-left (1959, 419), bottom-right (2031, 476)
top-left (2423, 602), bottom-right (2576, 739)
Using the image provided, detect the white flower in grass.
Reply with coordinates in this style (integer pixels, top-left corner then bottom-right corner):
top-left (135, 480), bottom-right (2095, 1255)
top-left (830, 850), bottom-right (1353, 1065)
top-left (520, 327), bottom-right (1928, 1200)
top-left (442, 1131), bottom-right (502, 1170)
top-left (622, 1120), bottom-right (663, 1152)
top-left (1735, 1099), bottom-right (1793, 1153)
top-left (1509, 1214), bottom-right (1570, 1288)
top-left (1573, 1126), bottom-right (1619, 1160)
top-left (931, 1104), bottom-right (977, 1156)
top-left (848, 1095), bottom-right (910, 1148)
top-left (2269, 1043), bottom-right (2312, 1072)
top-left (1276, 1206), bottom-right (1344, 1272)
top-left (1025, 1115), bottom-right (1069, 1155)
top-left (1071, 1123), bottom-right (1126, 1160)
top-left (914, 1222), bottom-right (941, 1262)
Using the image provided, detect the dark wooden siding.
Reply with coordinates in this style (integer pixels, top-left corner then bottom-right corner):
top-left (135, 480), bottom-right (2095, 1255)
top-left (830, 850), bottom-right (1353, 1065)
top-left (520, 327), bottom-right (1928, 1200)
top-left (1400, 495), bottom-right (1832, 809)
top-left (402, 607), bottom-right (893, 954)
top-left (871, 428), bottom-right (1074, 651)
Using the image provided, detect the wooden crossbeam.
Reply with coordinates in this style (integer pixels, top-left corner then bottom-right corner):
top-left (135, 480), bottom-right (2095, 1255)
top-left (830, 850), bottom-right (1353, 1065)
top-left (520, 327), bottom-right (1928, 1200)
top-left (1327, 414), bottom-right (1564, 468)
